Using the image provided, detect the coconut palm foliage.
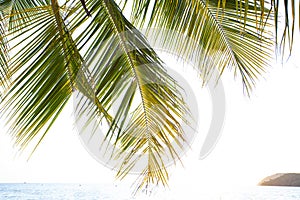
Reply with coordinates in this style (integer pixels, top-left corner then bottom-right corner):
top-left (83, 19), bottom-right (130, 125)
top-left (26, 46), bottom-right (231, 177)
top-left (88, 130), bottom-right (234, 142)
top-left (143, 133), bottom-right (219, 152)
top-left (0, 0), bottom-right (298, 193)
top-left (0, 20), bottom-right (8, 88)
top-left (0, 1), bottom-right (10, 90)
top-left (126, 0), bottom-right (298, 93)
top-left (1, 0), bottom-right (189, 191)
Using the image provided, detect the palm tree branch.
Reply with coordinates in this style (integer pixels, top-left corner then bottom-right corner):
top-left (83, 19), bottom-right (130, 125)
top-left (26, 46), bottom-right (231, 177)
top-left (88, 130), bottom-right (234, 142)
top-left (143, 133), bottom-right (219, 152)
top-left (1, 2), bottom-right (112, 153)
top-left (102, 0), bottom-right (153, 155)
top-left (51, 0), bottom-right (76, 89)
top-left (0, 13), bottom-right (10, 89)
top-left (51, 0), bottom-right (113, 124)
top-left (67, 0), bottom-right (189, 191)
top-left (124, 0), bottom-right (273, 93)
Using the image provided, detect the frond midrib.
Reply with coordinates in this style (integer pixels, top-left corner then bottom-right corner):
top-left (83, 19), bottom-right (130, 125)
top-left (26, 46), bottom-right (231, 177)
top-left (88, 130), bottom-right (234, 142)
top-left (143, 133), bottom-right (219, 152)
top-left (51, 0), bottom-right (113, 123)
top-left (198, 0), bottom-right (238, 69)
top-left (51, 0), bottom-right (75, 90)
top-left (102, 0), bottom-right (152, 141)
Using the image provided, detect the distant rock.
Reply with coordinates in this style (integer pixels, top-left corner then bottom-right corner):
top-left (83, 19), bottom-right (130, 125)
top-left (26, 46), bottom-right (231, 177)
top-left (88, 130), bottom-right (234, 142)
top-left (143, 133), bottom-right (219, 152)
top-left (259, 173), bottom-right (300, 187)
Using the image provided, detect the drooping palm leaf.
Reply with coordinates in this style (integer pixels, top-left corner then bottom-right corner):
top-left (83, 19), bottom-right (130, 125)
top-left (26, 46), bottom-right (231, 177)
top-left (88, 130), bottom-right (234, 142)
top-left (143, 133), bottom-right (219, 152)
top-left (1, 0), bottom-right (190, 191)
top-left (0, 1), bottom-right (11, 89)
top-left (6, 0), bottom-right (50, 31)
top-left (124, 0), bottom-right (299, 93)
top-left (123, 0), bottom-right (274, 94)
top-left (2, 0), bottom-right (114, 153)
top-left (271, 0), bottom-right (298, 57)
top-left (0, 0), bottom-right (13, 15)
top-left (2, 3), bottom-right (73, 151)
top-left (0, 15), bottom-right (9, 89)
top-left (68, 0), bottom-right (190, 191)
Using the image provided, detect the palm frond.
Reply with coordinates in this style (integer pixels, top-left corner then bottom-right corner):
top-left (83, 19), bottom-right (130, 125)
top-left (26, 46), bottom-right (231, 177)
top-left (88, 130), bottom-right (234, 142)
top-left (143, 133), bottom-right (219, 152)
top-left (0, 0), bottom-right (13, 16)
top-left (0, 9), bottom-right (10, 89)
top-left (2, 4), bottom-right (72, 151)
top-left (69, 0), bottom-right (190, 191)
top-left (125, 0), bottom-right (296, 93)
top-left (271, 0), bottom-right (298, 57)
top-left (6, 0), bottom-right (50, 31)
top-left (2, 0), bottom-right (114, 153)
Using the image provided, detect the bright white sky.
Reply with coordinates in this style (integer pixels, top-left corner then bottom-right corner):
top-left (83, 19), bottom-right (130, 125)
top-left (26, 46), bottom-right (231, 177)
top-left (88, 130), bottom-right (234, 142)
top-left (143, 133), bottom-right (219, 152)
top-left (0, 2), bottom-right (299, 197)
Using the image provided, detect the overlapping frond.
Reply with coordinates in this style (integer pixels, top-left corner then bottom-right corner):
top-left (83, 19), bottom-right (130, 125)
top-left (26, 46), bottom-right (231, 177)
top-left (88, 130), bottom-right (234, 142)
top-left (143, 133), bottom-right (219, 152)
top-left (124, 0), bottom-right (274, 94)
top-left (69, 0), bottom-right (189, 191)
top-left (0, 12), bottom-right (9, 89)
top-left (0, 0), bottom-right (13, 16)
top-left (2, 4), bottom-right (72, 151)
top-left (0, 0), bottom-right (98, 153)
top-left (5, 0), bottom-right (50, 31)
top-left (271, 0), bottom-right (298, 57)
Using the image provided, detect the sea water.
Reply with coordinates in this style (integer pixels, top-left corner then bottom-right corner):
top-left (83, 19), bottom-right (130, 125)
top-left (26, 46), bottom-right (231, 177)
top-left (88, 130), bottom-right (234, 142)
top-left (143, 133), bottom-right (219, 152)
top-left (0, 184), bottom-right (300, 199)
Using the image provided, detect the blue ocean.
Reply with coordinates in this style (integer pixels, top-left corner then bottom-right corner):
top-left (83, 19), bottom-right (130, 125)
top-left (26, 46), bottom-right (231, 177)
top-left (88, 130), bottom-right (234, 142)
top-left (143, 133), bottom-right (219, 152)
top-left (0, 184), bottom-right (300, 199)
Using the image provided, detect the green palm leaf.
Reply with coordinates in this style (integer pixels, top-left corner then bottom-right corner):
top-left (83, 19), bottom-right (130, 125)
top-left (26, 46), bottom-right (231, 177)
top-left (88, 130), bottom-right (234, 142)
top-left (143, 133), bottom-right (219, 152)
top-left (0, 11), bottom-right (10, 90)
top-left (1, 0), bottom-right (190, 191)
top-left (125, 0), bottom-right (298, 93)
top-left (125, 0), bottom-right (273, 94)
top-left (2, 0), bottom-right (113, 152)
top-left (272, 0), bottom-right (297, 56)
top-left (69, 0), bottom-right (190, 190)
top-left (2, 4), bottom-right (72, 151)
top-left (5, 0), bottom-right (50, 31)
